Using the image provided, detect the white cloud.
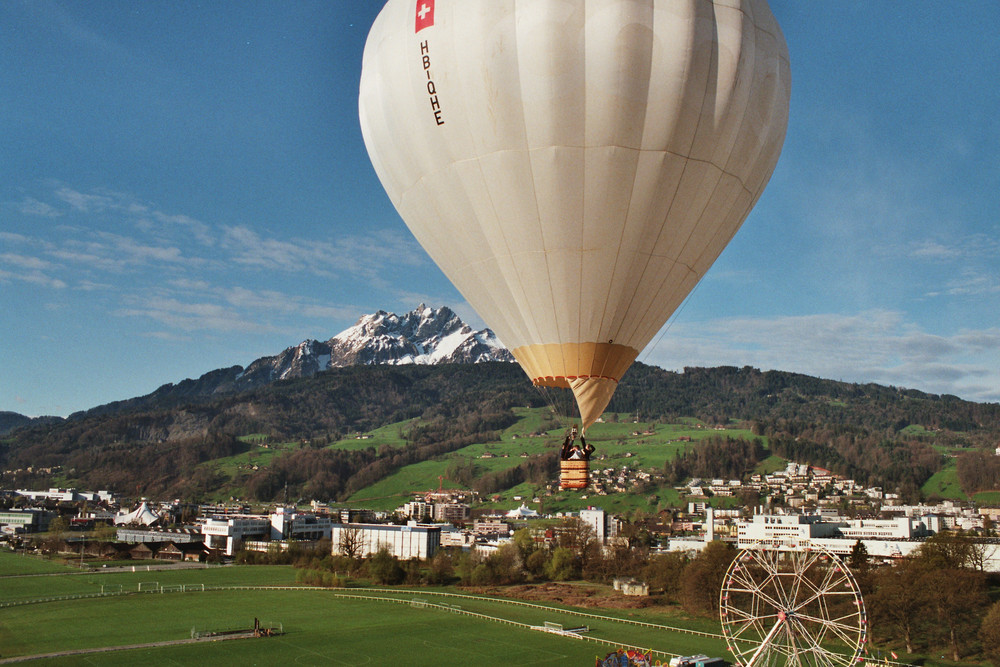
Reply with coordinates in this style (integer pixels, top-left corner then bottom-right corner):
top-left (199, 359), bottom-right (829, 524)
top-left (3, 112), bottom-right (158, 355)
top-left (17, 198), bottom-right (62, 218)
top-left (150, 211), bottom-right (215, 246)
top-left (909, 235), bottom-right (999, 262)
top-left (103, 233), bottom-right (187, 264)
top-left (911, 240), bottom-right (963, 260)
top-left (117, 296), bottom-right (268, 333)
top-left (0, 267), bottom-right (67, 289)
top-left (0, 252), bottom-right (65, 288)
top-left (167, 278), bottom-right (212, 291)
top-left (221, 225), bottom-right (425, 279)
top-left (929, 269), bottom-right (1000, 298)
top-left (642, 310), bottom-right (1000, 403)
top-left (0, 253), bottom-right (52, 270)
top-left (75, 280), bottom-right (114, 292)
top-left (55, 187), bottom-right (114, 212)
top-left (139, 282), bottom-right (362, 335)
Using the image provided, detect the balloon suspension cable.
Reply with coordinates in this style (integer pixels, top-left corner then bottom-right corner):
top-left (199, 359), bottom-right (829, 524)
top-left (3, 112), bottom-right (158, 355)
top-left (531, 382), bottom-right (577, 432)
top-left (639, 279), bottom-right (703, 366)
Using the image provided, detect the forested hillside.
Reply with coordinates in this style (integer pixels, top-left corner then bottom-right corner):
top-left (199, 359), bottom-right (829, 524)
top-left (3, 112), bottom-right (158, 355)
top-left (3, 364), bottom-right (999, 502)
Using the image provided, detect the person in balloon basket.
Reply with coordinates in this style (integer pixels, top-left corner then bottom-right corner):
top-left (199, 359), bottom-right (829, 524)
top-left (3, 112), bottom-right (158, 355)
top-left (560, 425), bottom-right (594, 461)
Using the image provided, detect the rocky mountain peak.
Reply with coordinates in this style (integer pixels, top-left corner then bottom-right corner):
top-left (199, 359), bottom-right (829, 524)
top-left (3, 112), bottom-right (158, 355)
top-left (234, 305), bottom-right (512, 390)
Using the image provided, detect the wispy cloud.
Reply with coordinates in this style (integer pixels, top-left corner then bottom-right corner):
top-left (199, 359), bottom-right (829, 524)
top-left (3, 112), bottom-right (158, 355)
top-left (926, 269), bottom-right (1000, 298)
top-left (909, 235), bottom-right (999, 262)
top-left (0, 267), bottom-right (67, 289)
top-left (46, 235), bottom-right (196, 274)
top-left (221, 225), bottom-right (425, 279)
top-left (6, 184), bottom-right (409, 340)
top-left (644, 310), bottom-right (1000, 402)
top-left (0, 253), bottom-right (53, 271)
top-left (154, 211), bottom-right (215, 246)
top-left (10, 184), bottom-right (426, 285)
top-left (127, 281), bottom-right (362, 335)
top-left (55, 187), bottom-right (115, 212)
top-left (0, 252), bottom-right (66, 287)
top-left (117, 296), bottom-right (269, 333)
top-left (27, 0), bottom-right (132, 63)
top-left (17, 197), bottom-right (62, 218)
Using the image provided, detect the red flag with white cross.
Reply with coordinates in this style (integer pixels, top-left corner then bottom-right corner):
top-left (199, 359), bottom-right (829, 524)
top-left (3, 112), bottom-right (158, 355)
top-left (415, 0), bottom-right (435, 33)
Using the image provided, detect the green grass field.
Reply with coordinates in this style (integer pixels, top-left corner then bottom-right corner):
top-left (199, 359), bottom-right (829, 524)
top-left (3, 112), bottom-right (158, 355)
top-left (0, 558), bottom-right (297, 604)
top-left (973, 491), bottom-right (1000, 505)
top-left (0, 558), bottom-right (733, 665)
top-left (3, 555), bottom-right (986, 667)
top-left (0, 550), bottom-right (78, 576)
top-left (899, 424), bottom-right (937, 438)
top-left (329, 419), bottom-right (416, 452)
top-left (753, 455), bottom-right (787, 475)
top-left (921, 462), bottom-right (969, 500)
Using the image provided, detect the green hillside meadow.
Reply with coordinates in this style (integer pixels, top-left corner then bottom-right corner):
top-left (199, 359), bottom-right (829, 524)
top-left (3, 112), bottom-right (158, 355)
top-left (334, 408), bottom-right (759, 512)
top-left (0, 553), bottom-right (733, 665)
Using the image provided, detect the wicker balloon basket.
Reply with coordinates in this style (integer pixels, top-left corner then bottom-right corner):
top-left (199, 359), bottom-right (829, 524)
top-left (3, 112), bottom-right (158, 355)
top-left (559, 459), bottom-right (589, 490)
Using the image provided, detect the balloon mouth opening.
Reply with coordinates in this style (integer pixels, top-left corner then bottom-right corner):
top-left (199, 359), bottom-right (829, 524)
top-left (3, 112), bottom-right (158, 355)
top-left (532, 375), bottom-right (619, 389)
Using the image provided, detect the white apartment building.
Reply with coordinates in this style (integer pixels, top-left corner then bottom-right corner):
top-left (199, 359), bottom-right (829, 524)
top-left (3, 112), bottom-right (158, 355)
top-left (269, 507), bottom-right (333, 541)
top-left (202, 515), bottom-right (270, 555)
top-left (16, 488), bottom-right (115, 503)
top-left (330, 522), bottom-right (440, 559)
top-left (0, 508), bottom-right (54, 534)
top-left (201, 508), bottom-right (332, 556)
top-left (737, 513), bottom-right (840, 549)
top-left (838, 517), bottom-right (922, 541)
top-left (400, 501), bottom-right (431, 522)
top-left (579, 507), bottom-right (617, 544)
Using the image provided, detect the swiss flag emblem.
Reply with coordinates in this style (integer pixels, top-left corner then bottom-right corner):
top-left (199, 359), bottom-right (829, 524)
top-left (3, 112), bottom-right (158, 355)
top-left (415, 0), bottom-right (435, 33)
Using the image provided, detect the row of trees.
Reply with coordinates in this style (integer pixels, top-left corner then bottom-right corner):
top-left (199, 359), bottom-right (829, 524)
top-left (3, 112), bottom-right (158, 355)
top-left (663, 436), bottom-right (767, 485)
top-left (765, 427), bottom-right (943, 498)
top-left (321, 518), bottom-right (737, 615)
top-left (612, 365), bottom-right (1000, 439)
top-left (861, 532), bottom-right (999, 661)
top-left (956, 449), bottom-right (1000, 495)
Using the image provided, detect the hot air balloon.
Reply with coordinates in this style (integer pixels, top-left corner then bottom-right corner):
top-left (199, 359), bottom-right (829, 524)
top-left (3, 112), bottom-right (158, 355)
top-left (359, 0), bottom-right (790, 487)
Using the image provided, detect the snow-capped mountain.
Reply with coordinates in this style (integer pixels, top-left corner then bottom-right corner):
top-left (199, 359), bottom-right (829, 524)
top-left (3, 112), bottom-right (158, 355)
top-left (234, 304), bottom-right (513, 387)
top-left (68, 305), bottom-right (514, 418)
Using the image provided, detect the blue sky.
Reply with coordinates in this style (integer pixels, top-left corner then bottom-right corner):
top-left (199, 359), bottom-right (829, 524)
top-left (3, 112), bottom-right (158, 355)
top-left (2, 1), bottom-right (998, 418)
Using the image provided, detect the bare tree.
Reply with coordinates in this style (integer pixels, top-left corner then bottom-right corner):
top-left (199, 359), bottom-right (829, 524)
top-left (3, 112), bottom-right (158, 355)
top-left (980, 601), bottom-right (1000, 663)
top-left (337, 525), bottom-right (364, 559)
top-left (680, 540), bottom-right (734, 615)
top-left (557, 518), bottom-right (597, 565)
top-left (968, 538), bottom-right (998, 573)
top-left (868, 557), bottom-right (930, 654)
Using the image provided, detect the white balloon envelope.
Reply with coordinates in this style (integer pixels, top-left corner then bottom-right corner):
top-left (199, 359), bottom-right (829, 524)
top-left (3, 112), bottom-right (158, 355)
top-left (359, 0), bottom-right (790, 429)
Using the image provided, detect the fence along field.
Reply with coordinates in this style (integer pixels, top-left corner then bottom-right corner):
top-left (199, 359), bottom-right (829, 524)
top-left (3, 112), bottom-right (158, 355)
top-left (0, 591), bottom-right (661, 665)
top-left (0, 557), bottom-right (731, 664)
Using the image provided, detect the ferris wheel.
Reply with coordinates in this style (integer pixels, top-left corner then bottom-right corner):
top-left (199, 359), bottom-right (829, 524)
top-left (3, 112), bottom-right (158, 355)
top-left (719, 542), bottom-right (867, 666)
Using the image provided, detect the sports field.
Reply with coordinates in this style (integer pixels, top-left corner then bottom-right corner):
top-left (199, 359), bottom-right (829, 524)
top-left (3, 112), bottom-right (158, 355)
top-left (0, 554), bottom-right (730, 665)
